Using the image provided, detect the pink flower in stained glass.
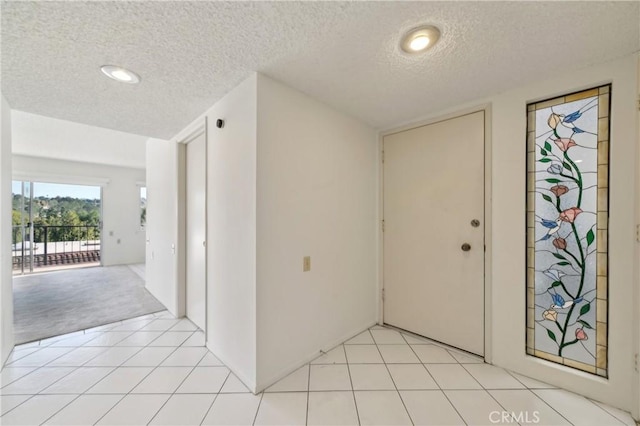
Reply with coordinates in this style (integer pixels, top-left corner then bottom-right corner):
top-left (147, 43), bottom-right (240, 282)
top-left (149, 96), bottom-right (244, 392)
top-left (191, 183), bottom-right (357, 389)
top-left (559, 207), bottom-right (582, 223)
top-left (575, 328), bottom-right (588, 341)
top-left (554, 138), bottom-right (577, 152)
top-left (550, 185), bottom-right (569, 197)
top-left (552, 238), bottom-right (567, 250)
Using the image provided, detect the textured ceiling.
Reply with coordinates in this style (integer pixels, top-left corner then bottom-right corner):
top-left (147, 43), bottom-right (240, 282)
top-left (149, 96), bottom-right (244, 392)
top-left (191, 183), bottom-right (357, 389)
top-left (2, 1), bottom-right (639, 139)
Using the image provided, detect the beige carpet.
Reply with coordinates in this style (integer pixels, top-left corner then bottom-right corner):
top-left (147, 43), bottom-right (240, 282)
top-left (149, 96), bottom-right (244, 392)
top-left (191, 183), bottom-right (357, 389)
top-left (13, 265), bottom-right (165, 344)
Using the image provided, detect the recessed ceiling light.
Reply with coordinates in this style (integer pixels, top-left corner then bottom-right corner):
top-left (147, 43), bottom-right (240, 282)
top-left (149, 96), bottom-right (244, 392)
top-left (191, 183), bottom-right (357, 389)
top-left (400, 25), bottom-right (441, 54)
top-left (100, 65), bottom-right (141, 84)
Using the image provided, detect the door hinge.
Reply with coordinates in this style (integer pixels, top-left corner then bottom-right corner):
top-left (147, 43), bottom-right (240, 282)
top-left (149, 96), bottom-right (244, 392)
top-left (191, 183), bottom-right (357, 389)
top-left (382, 220), bottom-right (385, 232)
top-left (635, 353), bottom-right (639, 372)
top-left (382, 288), bottom-right (385, 301)
top-left (637, 95), bottom-right (640, 111)
top-left (382, 151), bottom-right (385, 164)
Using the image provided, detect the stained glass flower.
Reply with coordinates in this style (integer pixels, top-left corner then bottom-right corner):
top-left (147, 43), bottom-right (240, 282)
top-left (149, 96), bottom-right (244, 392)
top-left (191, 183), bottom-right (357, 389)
top-left (554, 138), bottom-right (577, 152)
top-left (542, 269), bottom-right (565, 281)
top-left (575, 328), bottom-right (588, 341)
top-left (552, 238), bottom-right (567, 250)
top-left (547, 164), bottom-right (563, 174)
top-left (550, 185), bottom-right (569, 197)
top-left (547, 113), bottom-right (562, 130)
top-left (559, 207), bottom-right (583, 223)
top-left (542, 309), bottom-right (558, 321)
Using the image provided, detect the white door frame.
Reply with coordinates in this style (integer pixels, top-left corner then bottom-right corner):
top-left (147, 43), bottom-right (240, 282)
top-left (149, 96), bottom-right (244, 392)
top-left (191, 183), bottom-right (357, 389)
top-left (377, 105), bottom-right (493, 363)
top-left (176, 117), bottom-right (208, 335)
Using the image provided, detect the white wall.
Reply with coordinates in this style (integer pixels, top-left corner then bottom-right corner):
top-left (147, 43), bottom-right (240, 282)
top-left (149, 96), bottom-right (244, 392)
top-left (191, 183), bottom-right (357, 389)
top-left (381, 53), bottom-right (639, 414)
top-left (1, 94), bottom-right (14, 365)
top-left (162, 73), bottom-right (377, 392)
top-left (145, 137), bottom-right (180, 316)
top-left (155, 74), bottom-right (261, 390)
top-left (204, 75), bottom-right (258, 390)
top-left (147, 75), bottom-right (260, 390)
top-left (12, 155), bottom-right (146, 267)
top-left (255, 75), bottom-right (377, 389)
top-left (12, 111), bottom-right (146, 168)
top-left (146, 76), bottom-right (259, 386)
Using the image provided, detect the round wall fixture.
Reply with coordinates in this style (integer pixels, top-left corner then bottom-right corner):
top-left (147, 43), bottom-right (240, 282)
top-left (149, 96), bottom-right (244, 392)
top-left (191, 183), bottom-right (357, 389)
top-left (100, 65), bottom-right (141, 84)
top-left (400, 25), bottom-right (441, 54)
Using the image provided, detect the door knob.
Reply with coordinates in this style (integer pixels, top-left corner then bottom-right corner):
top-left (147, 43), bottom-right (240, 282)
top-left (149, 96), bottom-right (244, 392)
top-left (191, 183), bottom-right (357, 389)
top-left (461, 243), bottom-right (471, 252)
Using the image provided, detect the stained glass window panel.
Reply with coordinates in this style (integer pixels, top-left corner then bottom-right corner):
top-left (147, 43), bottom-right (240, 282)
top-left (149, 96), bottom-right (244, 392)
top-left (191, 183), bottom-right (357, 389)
top-left (526, 85), bottom-right (610, 377)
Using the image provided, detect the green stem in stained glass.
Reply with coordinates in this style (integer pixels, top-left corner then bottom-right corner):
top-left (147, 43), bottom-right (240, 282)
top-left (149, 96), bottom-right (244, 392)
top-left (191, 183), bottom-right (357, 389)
top-left (561, 338), bottom-right (579, 349)
top-left (558, 222), bottom-right (587, 357)
top-left (556, 281), bottom-right (576, 301)
top-left (562, 248), bottom-right (583, 269)
top-left (564, 152), bottom-right (583, 208)
top-left (559, 173), bottom-right (578, 183)
top-left (570, 222), bottom-right (587, 296)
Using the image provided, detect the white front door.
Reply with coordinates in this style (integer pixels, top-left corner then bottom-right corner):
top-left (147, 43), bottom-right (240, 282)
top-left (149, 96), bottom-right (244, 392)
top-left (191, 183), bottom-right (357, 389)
top-left (383, 111), bottom-right (485, 355)
top-left (186, 132), bottom-right (207, 331)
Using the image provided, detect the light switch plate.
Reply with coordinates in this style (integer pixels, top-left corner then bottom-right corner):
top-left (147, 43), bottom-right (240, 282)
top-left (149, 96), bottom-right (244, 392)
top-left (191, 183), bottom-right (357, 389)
top-left (303, 256), bottom-right (311, 272)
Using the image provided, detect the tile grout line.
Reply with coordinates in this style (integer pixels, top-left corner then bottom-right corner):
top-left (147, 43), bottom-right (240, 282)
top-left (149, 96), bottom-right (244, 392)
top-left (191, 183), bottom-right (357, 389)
top-left (589, 400), bottom-right (632, 426)
top-left (90, 321), bottom-right (196, 425)
top-left (198, 358), bottom-right (231, 426)
top-left (457, 362), bottom-right (514, 418)
top-left (1, 360), bottom-right (86, 417)
top-left (6, 345), bottom-right (77, 369)
top-left (38, 393), bottom-right (85, 425)
top-left (400, 333), bottom-right (443, 392)
top-left (190, 351), bottom-right (229, 423)
top-left (144, 329), bottom-right (216, 425)
top-left (396, 327), bottom-right (594, 425)
top-left (342, 343), bottom-right (361, 426)
top-left (525, 389), bottom-right (576, 426)
top-left (4, 316), bottom-right (633, 425)
top-left (503, 369), bottom-right (575, 425)
top-left (38, 316), bottom-right (183, 425)
top-left (1, 356), bottom-right (86, 415)
top-left (3, 346), bottom-right (46, 365)
top-left (251, 393), bottom-right (265, 425)
top-left (588, 399), bottom-right (634, 426)
top-left (400, 331), bottom-right (469, 426)
top-left (400, 333), bottom-right (444, 392)
top-left (369, 328), bottom-right (414, 425)
top-left (0, 312), bottom-right (171, 420)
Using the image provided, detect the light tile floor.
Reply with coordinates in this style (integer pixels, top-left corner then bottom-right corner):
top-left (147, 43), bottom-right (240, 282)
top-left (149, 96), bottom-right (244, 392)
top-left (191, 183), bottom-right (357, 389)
top-left (1, 312), bottom-right (635, 425)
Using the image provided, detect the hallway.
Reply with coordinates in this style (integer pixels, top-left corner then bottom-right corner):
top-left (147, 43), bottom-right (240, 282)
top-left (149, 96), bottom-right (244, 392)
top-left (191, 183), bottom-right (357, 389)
top-left (0, 312), bottom-right (633, 425)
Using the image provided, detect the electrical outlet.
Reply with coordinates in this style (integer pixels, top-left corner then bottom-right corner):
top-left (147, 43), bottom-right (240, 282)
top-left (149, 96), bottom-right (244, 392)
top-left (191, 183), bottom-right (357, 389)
top-left (303, 256), bottom-right (311, 272)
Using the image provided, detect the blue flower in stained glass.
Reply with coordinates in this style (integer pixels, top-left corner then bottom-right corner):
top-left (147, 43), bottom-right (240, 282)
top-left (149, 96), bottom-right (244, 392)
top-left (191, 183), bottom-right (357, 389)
top-left (547, 164), bottom-right (563, 174)
top-left (543, 269), bottom-right (565, 281)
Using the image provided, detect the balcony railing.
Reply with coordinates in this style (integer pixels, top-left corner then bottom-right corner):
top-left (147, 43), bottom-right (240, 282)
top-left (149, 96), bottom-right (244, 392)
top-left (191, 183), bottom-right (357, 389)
top-left (12, 225), bottom-right (101, 271)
